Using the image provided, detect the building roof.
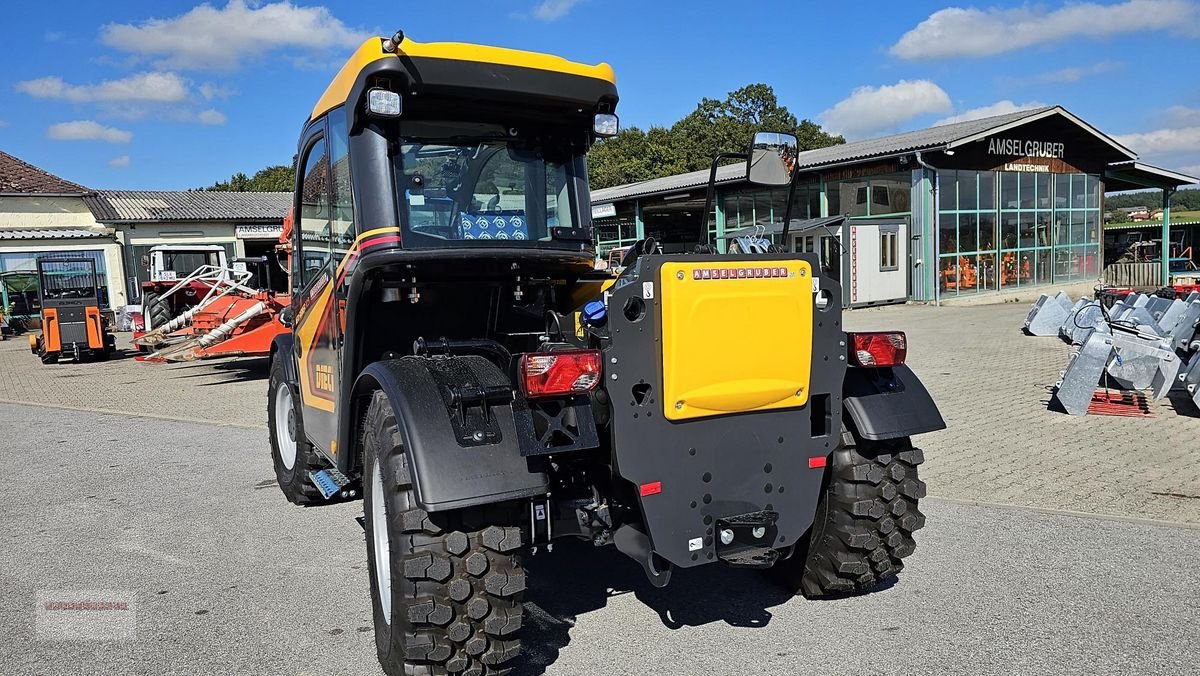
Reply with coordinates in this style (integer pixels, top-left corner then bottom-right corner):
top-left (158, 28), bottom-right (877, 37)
top-left (1103, 161), bottom-right (1199, 192)
top-left (85, 190), bottom-right (291, 223)
top-left (0, 227), bottom-right (111, 240)
top-left (592, 105), bottom-right (1140, 204)
top-left (0, 151), bottom-right (91, 196)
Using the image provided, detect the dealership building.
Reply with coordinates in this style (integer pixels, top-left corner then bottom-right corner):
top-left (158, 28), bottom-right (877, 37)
top-left (590, 106), bottom-right (1198, 302)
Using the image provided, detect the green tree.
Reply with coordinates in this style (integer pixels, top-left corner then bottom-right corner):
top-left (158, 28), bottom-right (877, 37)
top-left (206, 164), bottom-right (295, 192)
top-left (587, 126), bottom-right (685, 190)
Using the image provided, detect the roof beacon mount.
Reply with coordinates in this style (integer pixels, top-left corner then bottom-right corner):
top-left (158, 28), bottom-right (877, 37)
top-left (382, 30), bottom-right (404, 54)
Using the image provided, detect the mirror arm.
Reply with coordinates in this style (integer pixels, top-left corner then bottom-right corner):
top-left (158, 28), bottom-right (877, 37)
top-left (779, 170), bottom-right (800, 244)
top-left (701, 152), bottom-right (748, 249)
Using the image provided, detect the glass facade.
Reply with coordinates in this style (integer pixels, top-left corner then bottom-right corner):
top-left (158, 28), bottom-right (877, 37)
top-left (938, 170), bottom-right (1099, 296)
top-left (591, 164), bottom-right (1102, 302)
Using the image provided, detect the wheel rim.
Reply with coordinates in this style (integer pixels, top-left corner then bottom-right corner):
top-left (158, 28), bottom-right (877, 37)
top-left (371, 459), bottom-right (393, 624)
top-left (274, 383), bottom-right (297, 470)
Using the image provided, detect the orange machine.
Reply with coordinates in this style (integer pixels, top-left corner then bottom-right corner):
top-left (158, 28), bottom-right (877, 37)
top-left (29, 258), bottom-right (114, 364)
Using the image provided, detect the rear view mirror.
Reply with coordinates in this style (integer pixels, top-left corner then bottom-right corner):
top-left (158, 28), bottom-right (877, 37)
top-left (746, 131), bottom-right (799, 187)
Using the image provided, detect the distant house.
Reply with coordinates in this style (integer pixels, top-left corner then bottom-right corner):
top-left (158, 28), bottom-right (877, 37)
top-left (0, 151), bottom-right (122, 311)
top-left (1120, 206), bottom-right (1152, 220)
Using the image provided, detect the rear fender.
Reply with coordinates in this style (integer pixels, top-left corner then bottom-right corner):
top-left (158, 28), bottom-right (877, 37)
top-left (270, 333), bottom-right (298, 384)
top-left (843, 364), bottom-right (945, 441)
top-left (350, 356), bottom-right (549, 512)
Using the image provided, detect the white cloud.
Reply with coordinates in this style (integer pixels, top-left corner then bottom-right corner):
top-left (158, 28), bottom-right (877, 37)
top-left (891, 0), bottom-right (1198, 60)
top-left (199, 83), bottom-right (235, 100)
top-left (15, 72), bottom-right (190, 104)
top-left (533, 0), bottom-right (584, 21)
top-left (101, 0), bottom-right (371, 70)
top-left (47, 120), bottom-right (133, 143)
top-left (108, 155), bottom-right (131, 168)
top-left (1164, 105), bottom-right (1200, 126)
top-left (819, 80), bottom-right (952, 139)
top-left (197, 109), bottom-right (227, 125)
top-left (934, 100), bottom-right (1046, 126)
top-left (1035, 61), bottom-right (1121, 84)
top-left (1113, 126), bottom-right (1200, 156)
top-left (1179, 164), bottom-right (1200, 177)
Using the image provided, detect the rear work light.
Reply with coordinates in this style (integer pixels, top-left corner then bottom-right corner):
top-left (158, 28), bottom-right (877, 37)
top-left (847, 331), bottom-right (907, 367)
top-left (519, 350), bottom-right (603, 398)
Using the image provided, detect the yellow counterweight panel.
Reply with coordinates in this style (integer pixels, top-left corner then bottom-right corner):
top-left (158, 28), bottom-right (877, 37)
top-left (660, 262), bottom-right (814, 421)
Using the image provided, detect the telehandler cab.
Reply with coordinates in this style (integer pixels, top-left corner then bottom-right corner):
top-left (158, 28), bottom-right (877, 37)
top-left (269, 31), bottom-right (945, 676)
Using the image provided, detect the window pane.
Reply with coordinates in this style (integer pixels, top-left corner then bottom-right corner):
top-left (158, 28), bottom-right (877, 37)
top-left (959, 212), bottom-right (978, 252)
top-left (1001, 250), bottom-right (1020, 288)
top-left (1000, 213), bottom-right (1019, 249)
top-left (939, 171), bottom-right (957, 210)
top-left (939, 256), bottom-right (958, 294)
top-left (828, 179), bottom-right (869, 217)
top-left (1055, 174), bottom-right (1071, 211)
top-left (1085, 211), bottom-right (1098, 243)
top-left (978, 171), bottom-right (996, 209)
top-left (1000, 172), bottom-right (1019, 209)
top-left (1019, 173), bottom-right (1036, 209)
top-left (868, 173), bottom-right (912, 215)
top-left (940, 213), bottom-right (958, 255)
top-left (1036, 174), bottom-right (1052, 210)
top-left (329, 115), bottom-right (355, 253)
top-left (1034, 249), bottom-right (1051, 285)
top-left (1072, 175), bottom-right (1087, 208)
top-left (1019, 213), bottom-right (1036, 247)
top-left (958, 171), bottom-right (978, 211)
top-left (979, 213), bottom-right (997, 252)
top-left (298, 137), bottom-right (331, 282)
top-left (1036, 212), bottom-right (1051, 248)
top-left (1085, 175), bottom-right (1099, 209)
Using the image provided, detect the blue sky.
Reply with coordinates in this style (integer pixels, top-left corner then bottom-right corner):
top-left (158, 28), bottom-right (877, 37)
top-left (1, 0), bottom-right (1198, 190)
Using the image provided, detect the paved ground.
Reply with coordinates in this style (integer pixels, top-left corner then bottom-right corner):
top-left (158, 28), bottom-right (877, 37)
top-left (3, 302), bottom-right (1198, 523)
top-left (2, 404), bottom-right (1196, 676)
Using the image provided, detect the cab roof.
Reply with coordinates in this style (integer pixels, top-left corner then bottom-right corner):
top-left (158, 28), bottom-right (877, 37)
top-left (311, 36), bottom-right (617, 122)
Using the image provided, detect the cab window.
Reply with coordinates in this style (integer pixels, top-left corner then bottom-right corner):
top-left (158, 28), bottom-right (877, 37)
top-left (296, 136), bottom-right (331, 285)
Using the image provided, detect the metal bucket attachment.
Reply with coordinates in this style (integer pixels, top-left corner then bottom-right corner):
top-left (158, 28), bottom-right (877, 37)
top-left (1168, 301), bottom-right (1200, 351)
top-left (1104, 329), bottom-right (1180, 398)
top-left (1061, 301), bottom-right (1105, 344)
top-left (1024, 291), bottom-right (1074, 336)
top-left (1179, 353), bottom-right (1200, 410)
top-left (1052, 331), bottom-right (1112, 415)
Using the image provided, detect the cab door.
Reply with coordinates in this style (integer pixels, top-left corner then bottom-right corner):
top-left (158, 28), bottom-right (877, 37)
top-left (290, 123), bottom-right (341, 459)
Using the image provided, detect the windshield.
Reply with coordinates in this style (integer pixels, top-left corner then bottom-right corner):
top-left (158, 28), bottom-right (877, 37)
top-left (163, 251), bottom-right (221, 276)
top-left (396, 121), bottom-right (588, 248)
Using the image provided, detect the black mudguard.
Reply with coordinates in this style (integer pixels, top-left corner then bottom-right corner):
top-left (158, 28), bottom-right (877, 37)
top-left (270, 333), bottom-right (298, 383)
top-left (843, 364), bottom-right (945, 441)
top-left (352, 357), bottom-right (549, 512)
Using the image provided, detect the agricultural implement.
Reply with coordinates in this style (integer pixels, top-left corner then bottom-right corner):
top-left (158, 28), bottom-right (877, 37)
top-left (134, 220), bottom-right (293, 362)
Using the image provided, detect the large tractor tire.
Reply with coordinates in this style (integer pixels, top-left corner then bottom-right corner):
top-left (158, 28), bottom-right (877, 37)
top-left (362, 390), bottom-right (525, 676)
top-left (773, 426), bottom-right (926, 597)
top-left (267, 356), bottom-right (327, 505)
top-left (40, 351), bottom-right (59, 365)
top-left (142, 291), bottom-right (172, 331)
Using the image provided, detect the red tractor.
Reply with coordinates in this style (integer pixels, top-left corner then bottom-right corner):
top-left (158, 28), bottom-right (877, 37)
top-left (137, 244), bottom-right (230, 333)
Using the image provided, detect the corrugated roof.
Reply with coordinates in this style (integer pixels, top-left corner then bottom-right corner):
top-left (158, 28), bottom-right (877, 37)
top-left (0, 227), bottom-right (111, 240)
top-left (85, 190), bottom-right (291, 223)
top-left (0, 151), bottom-right (91, 195)
top-left (590, 162), bottom-right (743, 204)
top-left (591, 106), bottom-right (1108, 204)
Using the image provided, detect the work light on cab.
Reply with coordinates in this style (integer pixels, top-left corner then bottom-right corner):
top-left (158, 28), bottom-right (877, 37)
top-left (520, 350), bottom-right (603, 398)
top-left (594, 113), bottom-right (619, 137)
top-left (847, 331), bottom-right (907, 367)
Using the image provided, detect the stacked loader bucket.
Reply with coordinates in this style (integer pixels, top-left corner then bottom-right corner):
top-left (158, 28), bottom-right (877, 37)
top-left (1023, 288), bottom-right (1200, 416)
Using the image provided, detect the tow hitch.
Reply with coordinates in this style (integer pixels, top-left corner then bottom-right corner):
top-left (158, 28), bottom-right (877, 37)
top-left (715, 510), bottom-right (780, 568)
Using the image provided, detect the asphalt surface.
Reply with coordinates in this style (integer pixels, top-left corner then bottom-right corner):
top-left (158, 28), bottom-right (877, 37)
top-left (2, 403), bottom-right (1197, 676)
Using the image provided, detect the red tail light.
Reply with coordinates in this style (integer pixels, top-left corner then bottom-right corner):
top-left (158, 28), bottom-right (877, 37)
top-left (519, 350), bottom-right (603, 398)
top-left (847, 331), bottom-right (907, 367)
